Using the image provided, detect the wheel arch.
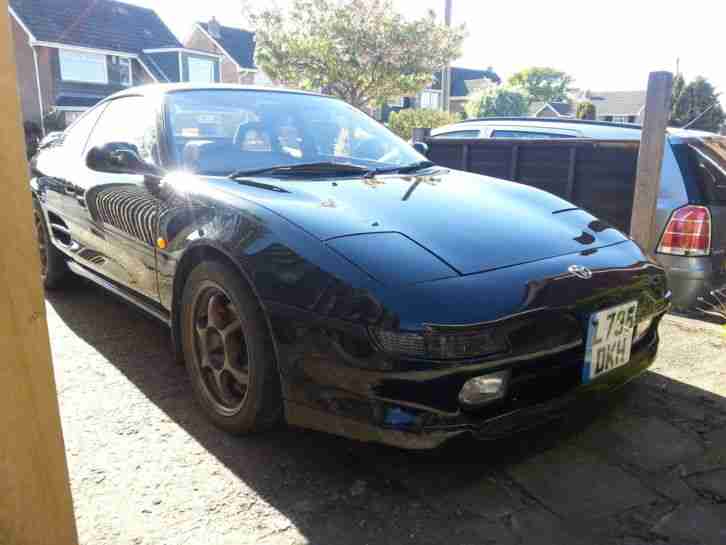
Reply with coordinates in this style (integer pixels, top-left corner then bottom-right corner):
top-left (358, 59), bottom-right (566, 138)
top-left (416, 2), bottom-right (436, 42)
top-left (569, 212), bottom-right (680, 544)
top-left (170, 243), bottom-right (282, 377)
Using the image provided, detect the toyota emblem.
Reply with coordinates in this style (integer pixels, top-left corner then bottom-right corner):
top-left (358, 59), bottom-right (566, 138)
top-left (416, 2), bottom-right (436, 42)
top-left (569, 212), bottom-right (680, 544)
top-left (568, 265), bottom-right (593, 279)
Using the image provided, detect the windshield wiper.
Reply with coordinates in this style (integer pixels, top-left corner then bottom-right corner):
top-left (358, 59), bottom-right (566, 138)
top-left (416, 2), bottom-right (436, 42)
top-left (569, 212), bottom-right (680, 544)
top-left (362, 160), bottom-right (436, 178)
top-left (229, 161), bottom-right (371, 179)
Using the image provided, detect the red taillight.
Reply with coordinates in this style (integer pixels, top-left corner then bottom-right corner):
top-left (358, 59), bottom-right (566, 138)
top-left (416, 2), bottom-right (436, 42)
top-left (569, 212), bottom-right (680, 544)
top-left (657, 205), bottom-right (711, 256)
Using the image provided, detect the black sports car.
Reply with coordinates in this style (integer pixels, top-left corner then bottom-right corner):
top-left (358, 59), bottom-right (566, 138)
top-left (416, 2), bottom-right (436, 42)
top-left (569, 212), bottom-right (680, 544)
top-left (31, 85), bottom-right (670, 449)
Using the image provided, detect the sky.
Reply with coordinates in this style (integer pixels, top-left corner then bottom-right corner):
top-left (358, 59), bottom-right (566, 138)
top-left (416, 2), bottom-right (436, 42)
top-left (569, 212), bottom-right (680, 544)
top-left (126, 0), bottom-right (726, 98)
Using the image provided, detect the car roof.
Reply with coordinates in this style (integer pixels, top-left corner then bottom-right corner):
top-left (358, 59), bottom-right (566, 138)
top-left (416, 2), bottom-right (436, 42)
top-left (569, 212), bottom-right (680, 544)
top-left (430, 117), bottom-right (720, 141)
top-left (104, 83), bottom-right (332, 102)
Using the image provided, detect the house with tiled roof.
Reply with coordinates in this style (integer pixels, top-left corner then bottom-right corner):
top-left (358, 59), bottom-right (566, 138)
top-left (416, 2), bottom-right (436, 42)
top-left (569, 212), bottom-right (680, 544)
top-left (583, 90), bottom-right (646, 123)
top-left (382, 66), bottom-right (500, 121)
top-left (184, 18), bottom-right (274, 86)
top-left (9, 0), bottom-right (222, 131)
top-left (531, 91), bottom-right (646, 123)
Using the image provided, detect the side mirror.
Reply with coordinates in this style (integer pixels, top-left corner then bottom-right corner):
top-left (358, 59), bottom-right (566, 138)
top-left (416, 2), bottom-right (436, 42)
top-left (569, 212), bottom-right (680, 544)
top-left (412, 141), bottom-right (429, 156)
top-left (39, 131), bottom-right (64, 149)
top-left (86, 142), bottom-right (163, 177)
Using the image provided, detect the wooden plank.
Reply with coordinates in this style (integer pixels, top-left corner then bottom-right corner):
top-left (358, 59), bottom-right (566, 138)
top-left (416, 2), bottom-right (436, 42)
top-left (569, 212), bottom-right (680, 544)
top-left (565, 147), bottom-right (578, 201)
top-left (630, 71), bottom-right (673, 253)
top-left (509, 144), bottom-right (519, 181)
top-left (0, 1), bottom-right (79, 543)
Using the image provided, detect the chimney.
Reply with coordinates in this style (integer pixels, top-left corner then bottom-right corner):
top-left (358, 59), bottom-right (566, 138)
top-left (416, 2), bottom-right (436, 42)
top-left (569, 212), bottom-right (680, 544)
top-left (208, 17), bottom-right (221, 39)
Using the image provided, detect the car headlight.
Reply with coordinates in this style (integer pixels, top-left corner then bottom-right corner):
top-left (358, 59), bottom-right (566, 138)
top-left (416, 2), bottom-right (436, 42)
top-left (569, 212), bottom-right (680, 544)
top-left (370, 326), bottom-right (508, 360)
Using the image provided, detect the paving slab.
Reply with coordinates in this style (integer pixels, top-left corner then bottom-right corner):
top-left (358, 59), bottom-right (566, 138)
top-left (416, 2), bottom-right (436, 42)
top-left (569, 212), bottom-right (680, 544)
top-left (682, 426), bottom-right (726, 475)
top-left (416, 473), bottom-right (528, 518)
top-left (568, 498), bottom-right (676, 545)
top-left (507, 508), bottom-right (589, 545)
top-left (652, 504), bottom-right (726, 545)
top-left (686, 468), bottom-right (726, 500)
top-left (506, 443), bottom-right (657, 519)
top-left (579, 414), bottom-right (703, 473)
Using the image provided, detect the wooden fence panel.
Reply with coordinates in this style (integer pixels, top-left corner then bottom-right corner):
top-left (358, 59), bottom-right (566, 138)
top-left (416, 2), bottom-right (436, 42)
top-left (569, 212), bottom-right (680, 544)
top-left (517, 145), bottom-right (572, 198)
top-left (467, 143), bottom-right (512, 180)
top-left (573, 143), bottom-right (639, 232)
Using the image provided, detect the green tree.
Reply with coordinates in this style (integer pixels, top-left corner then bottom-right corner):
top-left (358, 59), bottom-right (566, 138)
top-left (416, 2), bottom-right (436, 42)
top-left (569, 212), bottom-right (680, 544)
top-left (507, 67), bottom-right (573, 104)
top-left (246, 0), bottom-right (465, 110)
top-left (387, 109), bottom-right (460, 140)
top-left (576, 101), bottom-right (596, 120)
top-left (464, 86), bottom-right (528, 118)
top-left (670, 75), bottom-right (725, 132)
top-left (671, 73), bottom-right (686, 112)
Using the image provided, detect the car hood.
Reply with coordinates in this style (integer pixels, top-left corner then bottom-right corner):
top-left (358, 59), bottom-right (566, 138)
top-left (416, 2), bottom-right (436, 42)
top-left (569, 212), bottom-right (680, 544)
top-left (221, 169), bottom-right (629, 275)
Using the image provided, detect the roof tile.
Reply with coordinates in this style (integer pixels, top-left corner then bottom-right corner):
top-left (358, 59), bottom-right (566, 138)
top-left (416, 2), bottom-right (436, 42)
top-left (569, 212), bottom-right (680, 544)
top-left (198, 21), bottom-right (255, 70)
top-left (10, 0), bottom-right (181, 53)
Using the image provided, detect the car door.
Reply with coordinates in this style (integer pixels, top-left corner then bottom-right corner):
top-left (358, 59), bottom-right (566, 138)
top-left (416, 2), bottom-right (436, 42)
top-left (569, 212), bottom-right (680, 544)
top-left (74, 95), bottom-right (164, 302)
top-left (35, 103), bottom-right (107, 243)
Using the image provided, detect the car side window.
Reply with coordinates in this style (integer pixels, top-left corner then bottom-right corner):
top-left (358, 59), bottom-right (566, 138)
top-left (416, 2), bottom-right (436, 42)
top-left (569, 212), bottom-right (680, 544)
top-left (61, 104), bottom-right (107, 157)
top-left (433, 130), bottom-right (480, 139)
top-left (85, 96), bottom-right (161, 166)
top-left (491, 130), bottom-right (577, 139)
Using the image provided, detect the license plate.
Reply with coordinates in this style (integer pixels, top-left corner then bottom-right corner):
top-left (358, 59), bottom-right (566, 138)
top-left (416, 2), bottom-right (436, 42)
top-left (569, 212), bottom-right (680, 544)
top-left (583, 301), bottom-right (638, 383)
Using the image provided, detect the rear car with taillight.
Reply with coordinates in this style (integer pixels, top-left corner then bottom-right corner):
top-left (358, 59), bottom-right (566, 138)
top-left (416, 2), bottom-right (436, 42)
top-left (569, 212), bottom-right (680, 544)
top-left (660, 135), bottom-right (726, 308)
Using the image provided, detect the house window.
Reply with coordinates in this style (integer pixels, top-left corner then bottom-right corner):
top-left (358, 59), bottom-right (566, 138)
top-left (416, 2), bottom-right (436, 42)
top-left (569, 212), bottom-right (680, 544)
top-left (420, 90), bottom-right (441, 110)
top-left (188, 57), bottom-right (215, 83)
top-left (59, 50), bottom-right (108, 84)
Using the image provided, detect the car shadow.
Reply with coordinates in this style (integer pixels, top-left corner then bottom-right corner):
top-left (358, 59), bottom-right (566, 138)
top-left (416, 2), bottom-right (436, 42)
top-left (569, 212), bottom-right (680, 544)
top-left (45, 281), bottom-right (726, 543)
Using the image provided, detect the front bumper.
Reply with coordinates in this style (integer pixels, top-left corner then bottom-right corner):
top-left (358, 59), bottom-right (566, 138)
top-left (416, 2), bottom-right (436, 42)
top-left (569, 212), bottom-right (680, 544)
top-left (284, 326), bottom-right (661, 449)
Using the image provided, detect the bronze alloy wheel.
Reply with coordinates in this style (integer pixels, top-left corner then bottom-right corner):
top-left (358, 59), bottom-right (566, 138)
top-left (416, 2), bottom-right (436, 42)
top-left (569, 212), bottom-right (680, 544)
top-left (33, 207), bottom-right (48, 278)
top-left (191, 281), bottom-right (250, 416)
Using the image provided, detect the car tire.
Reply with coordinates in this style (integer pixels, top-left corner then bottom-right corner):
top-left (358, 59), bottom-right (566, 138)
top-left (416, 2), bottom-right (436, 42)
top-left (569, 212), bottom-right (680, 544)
top-left (32, 198), bottom-right (69, 290)
top-left (180, 259), bottom-right (282, 434)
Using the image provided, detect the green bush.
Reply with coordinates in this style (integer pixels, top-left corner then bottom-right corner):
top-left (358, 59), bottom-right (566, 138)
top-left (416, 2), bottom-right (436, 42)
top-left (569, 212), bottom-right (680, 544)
top-left (576, 101), bottom-right (596, 120)
top-left (388, 108), bottom-right (461, 140)
top-left (464, 86), bottom-right (528, 118)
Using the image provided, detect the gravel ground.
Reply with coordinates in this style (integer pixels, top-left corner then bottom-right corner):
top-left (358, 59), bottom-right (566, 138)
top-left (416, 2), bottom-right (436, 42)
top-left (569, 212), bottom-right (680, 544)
top-left (46, 281), bottom-right (726, 545)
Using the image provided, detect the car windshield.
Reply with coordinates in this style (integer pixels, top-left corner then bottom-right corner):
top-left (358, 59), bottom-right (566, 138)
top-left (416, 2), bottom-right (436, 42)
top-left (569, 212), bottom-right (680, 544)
top-left (165, 89), bottom-right (424, 177)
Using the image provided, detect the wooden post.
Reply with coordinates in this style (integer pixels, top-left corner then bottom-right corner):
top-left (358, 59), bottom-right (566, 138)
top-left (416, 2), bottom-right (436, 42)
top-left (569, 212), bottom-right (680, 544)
top-left (441, 0), bottom-right (452, 112)
top-left (0, 1), bottom-right (79, 544)
top-left (630, 71), bottom-right (673, 253)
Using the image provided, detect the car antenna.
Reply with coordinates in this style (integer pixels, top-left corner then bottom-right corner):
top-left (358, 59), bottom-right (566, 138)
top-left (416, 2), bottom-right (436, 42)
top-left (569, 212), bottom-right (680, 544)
top-left (682, 101), bottom-right (720, 130)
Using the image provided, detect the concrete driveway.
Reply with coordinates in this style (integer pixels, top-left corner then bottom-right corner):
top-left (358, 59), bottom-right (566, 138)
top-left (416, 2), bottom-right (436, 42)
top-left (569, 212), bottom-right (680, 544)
top-left (46, 282), bottom-right (726, 545)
